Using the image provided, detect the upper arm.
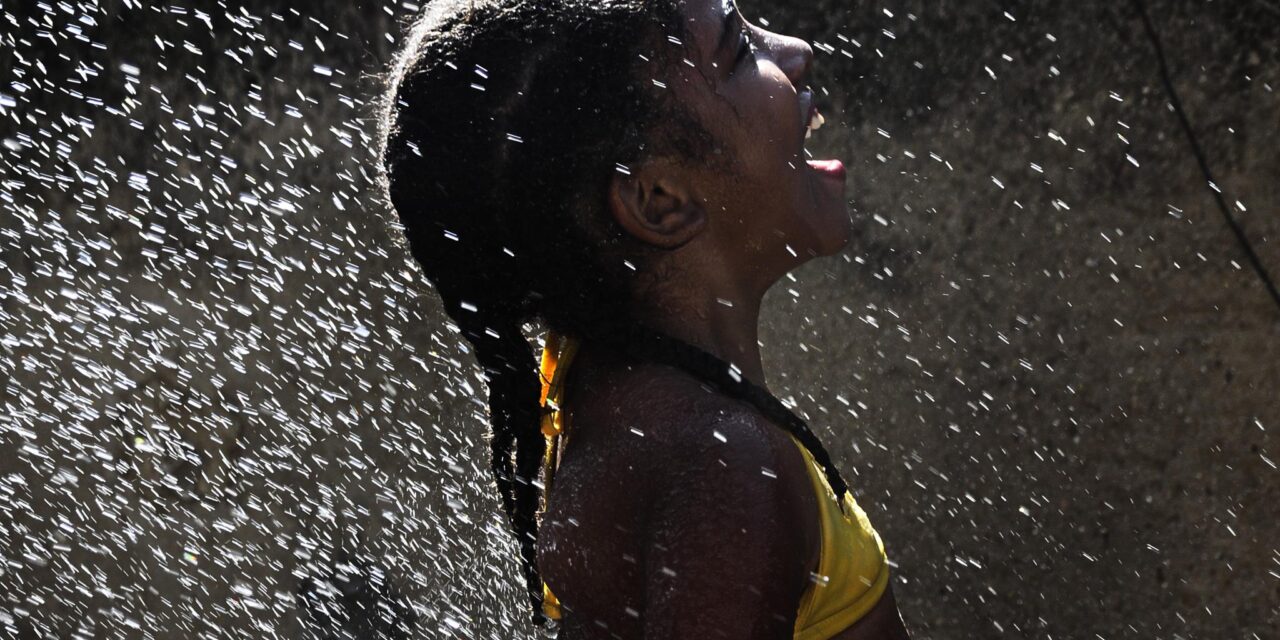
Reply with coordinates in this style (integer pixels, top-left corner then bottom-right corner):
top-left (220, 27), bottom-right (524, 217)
top-left (641, 416), bottom-right (811, 640)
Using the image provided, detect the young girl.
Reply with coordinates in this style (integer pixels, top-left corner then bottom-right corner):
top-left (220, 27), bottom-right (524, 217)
top-left (378, 1), bottom-right (910, 637)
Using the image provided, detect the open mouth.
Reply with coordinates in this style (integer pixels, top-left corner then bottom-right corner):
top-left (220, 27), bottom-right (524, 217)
top-left (799, 89), bottom-right (845, 181)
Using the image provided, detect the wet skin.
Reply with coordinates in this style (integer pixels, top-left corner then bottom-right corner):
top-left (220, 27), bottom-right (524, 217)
top-left (537, 0), bottom-right (911, 638)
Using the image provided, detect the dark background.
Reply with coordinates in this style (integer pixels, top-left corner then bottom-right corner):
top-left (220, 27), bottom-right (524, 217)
top-left (1, 0), bottom-right (1277, 637)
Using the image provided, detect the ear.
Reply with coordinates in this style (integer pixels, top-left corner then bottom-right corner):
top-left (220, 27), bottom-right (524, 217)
top-left (607, 160), bottom-right (707, 250)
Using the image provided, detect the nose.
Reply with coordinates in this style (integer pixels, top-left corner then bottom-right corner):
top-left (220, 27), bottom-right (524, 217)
top-left (775, 34), bottom-right (814, 88)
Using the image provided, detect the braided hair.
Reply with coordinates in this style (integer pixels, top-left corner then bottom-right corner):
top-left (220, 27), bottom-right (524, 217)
top-left (376, 0), bottom-right (851, 626)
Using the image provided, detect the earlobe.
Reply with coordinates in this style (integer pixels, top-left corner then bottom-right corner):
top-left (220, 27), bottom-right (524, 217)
top-left (607, 167), bottom-right (707, 250)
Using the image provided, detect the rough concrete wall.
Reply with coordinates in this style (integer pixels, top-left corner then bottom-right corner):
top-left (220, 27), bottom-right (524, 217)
top-left (761, 1), bottom-right (1280, 637)
top-left (1, 1), bottom-right (1276, 638)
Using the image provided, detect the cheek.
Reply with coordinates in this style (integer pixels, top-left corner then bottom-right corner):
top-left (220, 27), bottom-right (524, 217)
top-left (707, 73), bottom-right (799, 160)
top-left (736, 85), bottom-right (803, 172)
top-left (697, 77), bottom-right (813, 234)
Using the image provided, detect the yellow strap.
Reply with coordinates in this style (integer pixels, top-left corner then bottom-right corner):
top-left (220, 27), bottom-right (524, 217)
top-left (538, 330), bottom-right (578, 437)
top-left (538, 330), bottom-right (578, 620)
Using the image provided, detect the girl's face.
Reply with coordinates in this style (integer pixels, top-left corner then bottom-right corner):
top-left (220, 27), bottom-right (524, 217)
top-left (668, 0), bottom-right (851, 275)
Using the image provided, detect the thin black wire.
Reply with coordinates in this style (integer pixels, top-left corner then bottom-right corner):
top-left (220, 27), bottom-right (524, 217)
top-left (1130, 0), bottom-right (1280, 315)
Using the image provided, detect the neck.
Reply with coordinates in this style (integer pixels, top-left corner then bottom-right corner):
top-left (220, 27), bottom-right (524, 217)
top-left (631, 280), bottom-right (768, 389)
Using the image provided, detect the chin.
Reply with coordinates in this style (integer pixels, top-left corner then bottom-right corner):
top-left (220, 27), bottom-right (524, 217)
top-left (792, 164), bottom-right (852, 257)
top-left (808, 202), bottom-right (853, 257)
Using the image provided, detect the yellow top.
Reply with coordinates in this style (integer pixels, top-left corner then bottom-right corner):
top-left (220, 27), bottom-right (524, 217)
top-left (537, 331), bottom-right (889, 638)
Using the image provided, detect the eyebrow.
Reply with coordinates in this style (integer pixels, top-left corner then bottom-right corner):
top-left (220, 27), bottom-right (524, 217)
top-left (716, 3), bottom-right (741, 55)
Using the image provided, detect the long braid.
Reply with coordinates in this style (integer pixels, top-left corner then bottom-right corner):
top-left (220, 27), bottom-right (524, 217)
top-left (444, 297), bottom-right (549, 624)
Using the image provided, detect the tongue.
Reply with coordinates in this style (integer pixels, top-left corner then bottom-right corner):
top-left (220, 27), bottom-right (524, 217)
top-left (807, 159), bottom-right (846, 179)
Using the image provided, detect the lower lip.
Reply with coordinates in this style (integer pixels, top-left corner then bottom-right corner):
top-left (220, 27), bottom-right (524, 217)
top-left (806, 159), bottom-right (846, 181)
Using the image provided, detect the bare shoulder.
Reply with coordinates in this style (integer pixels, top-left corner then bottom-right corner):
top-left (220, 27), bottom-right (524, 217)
top-left (559, 355), bottom-right (824, 524)
top-left (606, 360), bottom-right (820, 552)
top-left (617, 364), bottom-right (822, 637)
top-left (540, 359), bottom-right (821, 634)
top-left (613, 361), bottom-right (792, 459)
top-left (556, 357), bottom-right (820, 545)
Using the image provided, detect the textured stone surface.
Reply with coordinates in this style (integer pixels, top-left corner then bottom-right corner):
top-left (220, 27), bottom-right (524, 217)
top-left (1, 1), bottom-right (1276, 638)
top-left (763, 1), bottom-right (1280, 637)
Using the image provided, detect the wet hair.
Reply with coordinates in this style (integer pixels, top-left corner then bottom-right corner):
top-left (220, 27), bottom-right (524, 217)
top-left (377, 0), bottom-right (851, 625)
